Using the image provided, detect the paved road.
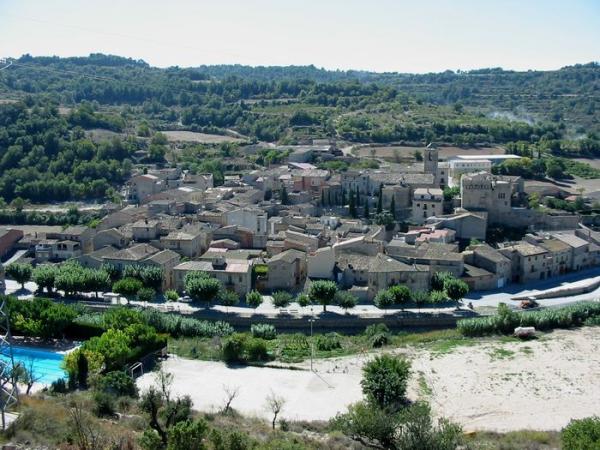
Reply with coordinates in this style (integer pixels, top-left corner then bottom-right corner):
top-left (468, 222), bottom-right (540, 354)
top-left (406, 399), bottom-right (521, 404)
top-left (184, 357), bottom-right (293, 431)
top-left (4, 266), bottom-right (600, 315)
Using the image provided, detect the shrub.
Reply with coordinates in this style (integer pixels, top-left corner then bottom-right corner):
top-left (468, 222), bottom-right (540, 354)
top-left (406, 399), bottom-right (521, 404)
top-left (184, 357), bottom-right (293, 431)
top-left (335, 291), bottom-right (358, 310)
top-left (50, 378), bottom-right (68, 394)
top-left (96, 371), bottom-right (138, 398)
top-left (374, 289), bottom-right (394, 310)
top-left (245, 338), bottom-right (269, 362)
top-left (428, 290), bottom-right (447, 305)
top-left (562, 416), bottom-right (600, 450)
top-left (220, 290), bottom-right (240, 308)
top-left (412, 291), bottom-right (430, 309)
top-left (93, 391), bottom-right (116, 417)
top-left (370, 333), bottom-right (389, 348)
top-left (137, 287), bottom-right (156, 303)
top-left (251, 323), bottom-right (277, 340)
top-left (271, 291), bottom-right (293, 308)
top-left (388, 285), bottom-right (411, 306)
top-left (458, 302), bottom-right (600, 336)
top-left (365, 323), bottom-right (390, 337)
top-left (222, 334), bottom-right (246, 363)
top-left (316, 332), bottom-right (342, 351)
top-left (246, 290), bottom-right (263, 308)
top-left (296, 293), bottom-right (311, 307)
top-left (165, 290), bottom-right (179, 302)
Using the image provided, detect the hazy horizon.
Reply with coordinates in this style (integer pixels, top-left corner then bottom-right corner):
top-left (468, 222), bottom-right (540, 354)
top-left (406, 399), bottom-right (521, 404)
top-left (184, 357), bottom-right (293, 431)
top-left (1, 0), bottom-right (599, 74)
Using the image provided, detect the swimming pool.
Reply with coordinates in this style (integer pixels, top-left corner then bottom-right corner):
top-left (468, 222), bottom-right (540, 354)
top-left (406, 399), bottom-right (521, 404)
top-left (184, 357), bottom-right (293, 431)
top-left (0, 346), bottom-right (68, 385)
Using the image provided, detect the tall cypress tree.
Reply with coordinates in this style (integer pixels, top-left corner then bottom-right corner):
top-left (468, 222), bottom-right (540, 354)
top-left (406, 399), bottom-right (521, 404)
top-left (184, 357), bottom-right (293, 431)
top-left (355, 186), bottom-right (360, 205)
top-left (341, 189), bottom-right (347, 206)
top-left (390, 195), bottom-right (396, 220)
top-left (364, 198), bottom-right (370, 218)
top-left (321, 190), bottom-right (325, 207)
top-left (377, 183), bottom-right (383, 214)
top-left (281, 186), bottom-right (289, 205)
top-left (349, 191), bottom-right (356, 218)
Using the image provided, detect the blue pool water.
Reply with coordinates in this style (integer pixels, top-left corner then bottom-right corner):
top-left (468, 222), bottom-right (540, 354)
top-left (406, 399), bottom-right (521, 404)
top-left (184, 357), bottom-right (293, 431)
top-left (0, 346), bottom-right (67, 384)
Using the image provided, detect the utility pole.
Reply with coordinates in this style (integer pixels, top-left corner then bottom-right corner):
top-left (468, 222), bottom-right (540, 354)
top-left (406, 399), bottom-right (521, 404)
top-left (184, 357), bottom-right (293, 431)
top-left (308, 306), bottom-right (316, 372)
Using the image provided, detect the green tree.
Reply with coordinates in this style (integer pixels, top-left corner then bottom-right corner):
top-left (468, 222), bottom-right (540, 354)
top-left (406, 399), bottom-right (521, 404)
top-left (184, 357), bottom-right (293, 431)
top-left (528, 192), bottom-right (541, 209)
top-left (6, 262), bottom-right (32, 289)
top-left (76, 351), bottom-right (89, 388)
top-left (245, 290), bottom-right (263, 308)
top-left (377, 183), bottom-right (383, 213)
top-left (280, 186), bottom-right (289, 205)
top-left (40, 302), bottom-right (77, 339)
top-left (364, 198), bottom-right (370, 219)
top-left (86, 269), bottom-right (111, 298)
top-left (443, 278), bottom-right (469, 308)
top-left (112, 277), bottom-right (144, 304)
top-left (389, 195), bottom-right (396, 219)
top-left (32, 264), bottom-right (58, 294)
top-left (361, 354), bottom-right (411, 410)
top-left (185, 273), bottom-right (222, 308)
top-left (561, 416), bottom-right (600, 450)
top-left (349, 191), bottom-right (357, 218)
top-left (388, 285), bottom-right (411, 310)
top-left (308, 280), bottom-right (338, 312)
top-left (374, 289), bottom-right (395, 312)
top-left (431, 271), bottom-right (453, 292)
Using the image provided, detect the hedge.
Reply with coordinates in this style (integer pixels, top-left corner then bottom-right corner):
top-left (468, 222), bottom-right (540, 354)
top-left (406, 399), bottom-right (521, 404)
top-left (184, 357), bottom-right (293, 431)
top-left (458, 302), bottom-right (600, 336)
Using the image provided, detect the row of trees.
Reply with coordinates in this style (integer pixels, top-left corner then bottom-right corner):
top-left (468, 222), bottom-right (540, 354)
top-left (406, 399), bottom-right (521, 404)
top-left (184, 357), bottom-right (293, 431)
top-left (6, 261), bottom-right (164, 301)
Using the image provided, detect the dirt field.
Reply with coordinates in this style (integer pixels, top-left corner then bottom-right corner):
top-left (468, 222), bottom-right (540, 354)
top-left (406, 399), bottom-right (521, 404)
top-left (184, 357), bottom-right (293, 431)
top-left (162, 130), bottom-right (245, 144)
top-left (138, 327), bottom-right (600, 431)
top-left (356, 145), bottom-right (505, 160)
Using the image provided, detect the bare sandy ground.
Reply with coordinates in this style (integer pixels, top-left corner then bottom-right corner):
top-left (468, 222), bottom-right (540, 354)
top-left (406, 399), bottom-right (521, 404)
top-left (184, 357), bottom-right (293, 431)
top-left (162, 130), bottom-right (244, 143)
top-left (137, 327), bottom-right (600, 431)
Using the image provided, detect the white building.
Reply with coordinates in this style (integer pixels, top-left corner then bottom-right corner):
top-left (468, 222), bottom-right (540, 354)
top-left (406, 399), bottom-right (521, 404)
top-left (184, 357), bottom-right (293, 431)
top-left (412, 188), bottom-right (444, 224)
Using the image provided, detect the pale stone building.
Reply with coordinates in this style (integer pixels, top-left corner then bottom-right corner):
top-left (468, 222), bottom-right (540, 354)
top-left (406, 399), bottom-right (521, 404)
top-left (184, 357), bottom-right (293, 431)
top-left (412, 188), bottom-right (444, 224)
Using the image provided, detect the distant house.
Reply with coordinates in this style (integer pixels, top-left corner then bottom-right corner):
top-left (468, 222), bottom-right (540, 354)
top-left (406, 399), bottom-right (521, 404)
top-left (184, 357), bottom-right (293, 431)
top-left (0, 228), bottom-right (23, 259)
top-left (93, 228), bottom-right (130, 250)
top-left (127, 174), bottom-right (164, 203)
top-left (266, 249), bottom-right (307, 291)
top-left (101, 243), bottom-right (179, 289)
top-left (51, 226), bottom-right (95, 253)
top-left (131, 220), bottom-right (161, 242)
top-left (173, 258), bottom-right (253, 296)
top-left (336, 252), bottom-right (429, 299)
top-left (160, 230), bottom-right (206, 258)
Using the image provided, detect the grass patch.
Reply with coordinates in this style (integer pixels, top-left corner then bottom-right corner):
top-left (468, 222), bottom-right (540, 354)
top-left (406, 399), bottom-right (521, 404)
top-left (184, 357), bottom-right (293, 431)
top-left (466, 429), bottom-right (560, 449)
top-left (488, 347), bottom-right (516, 360)
top-left (417, 372), bottom-right (432, 397)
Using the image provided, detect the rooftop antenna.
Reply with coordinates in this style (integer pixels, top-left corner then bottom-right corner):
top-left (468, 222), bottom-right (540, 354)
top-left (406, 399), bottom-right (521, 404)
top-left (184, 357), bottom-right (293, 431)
top-left (0, 295), bottom-right (17, 429)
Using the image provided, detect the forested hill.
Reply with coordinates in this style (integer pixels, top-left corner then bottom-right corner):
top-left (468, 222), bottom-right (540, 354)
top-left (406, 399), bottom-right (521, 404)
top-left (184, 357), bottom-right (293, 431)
top-left (0, 54), bottom-right (599, 207)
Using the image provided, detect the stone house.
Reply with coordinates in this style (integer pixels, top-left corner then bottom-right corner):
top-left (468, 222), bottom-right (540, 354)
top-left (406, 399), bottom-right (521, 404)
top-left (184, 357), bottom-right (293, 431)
top-left (93, 228), bottom-right (130, 251)
top-left (336, 252), bottom-right (429, 299)
top-left (266, 249), bottom-right (307, 292)
top-left (173, 258), bottom-right (253, 296)
top-left (412, 188), bottom-right (444, 224)
top-left (0, 228), bottom-right (23, 259)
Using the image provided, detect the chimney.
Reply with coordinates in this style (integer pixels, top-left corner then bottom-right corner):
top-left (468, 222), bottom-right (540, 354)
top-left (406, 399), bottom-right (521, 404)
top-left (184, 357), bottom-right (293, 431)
top-left (212, 256), bottom-right (227, 270)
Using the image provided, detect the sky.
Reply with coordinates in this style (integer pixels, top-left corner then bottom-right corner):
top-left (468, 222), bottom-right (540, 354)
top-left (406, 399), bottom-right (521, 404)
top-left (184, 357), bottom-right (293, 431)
top-left (0, 0), bottom-right (599, 73)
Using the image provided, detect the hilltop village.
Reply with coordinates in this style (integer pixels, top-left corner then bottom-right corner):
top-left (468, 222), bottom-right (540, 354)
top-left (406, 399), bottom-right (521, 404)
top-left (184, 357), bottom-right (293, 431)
top-left (2, 141), bottom-right (598, 304)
